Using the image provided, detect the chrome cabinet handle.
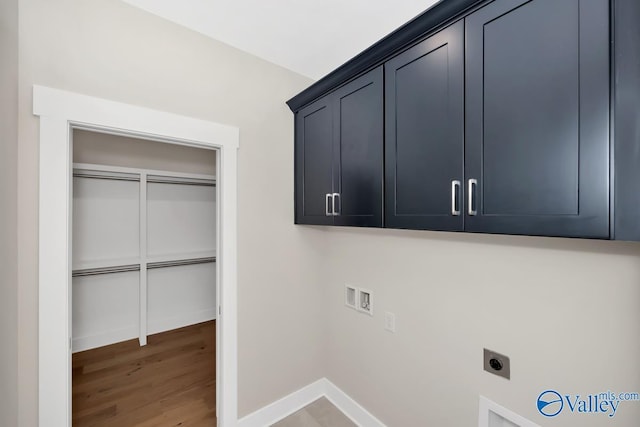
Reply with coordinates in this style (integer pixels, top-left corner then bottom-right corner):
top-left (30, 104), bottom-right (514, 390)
top-left (451, 180), bottom-right (461, 216)
top-left (332, 193), bottom-right (340, 216)
top-left (468, 179), bottom-right (477, 216)
top-left (325, 193), bottom-right (332, 216)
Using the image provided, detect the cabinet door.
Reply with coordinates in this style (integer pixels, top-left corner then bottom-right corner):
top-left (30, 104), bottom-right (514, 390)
top-left (333, 66), bottom-right (384, 227)
top-left (385, 21), bottom-right (464, 231)
top-left (465, 0), bottom-right (609, 238)
top-left (295, 96), bottom-right (334, 225)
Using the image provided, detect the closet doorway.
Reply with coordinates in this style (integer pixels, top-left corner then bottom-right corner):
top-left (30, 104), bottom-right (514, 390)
top-left (70, 130), bottom-right (218, 426)
top-left (35, 86), bottom-right (239, 427)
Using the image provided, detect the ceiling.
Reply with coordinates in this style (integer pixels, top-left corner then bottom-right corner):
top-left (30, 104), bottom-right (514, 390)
top-left (120, 0), bottom-right (441, 80)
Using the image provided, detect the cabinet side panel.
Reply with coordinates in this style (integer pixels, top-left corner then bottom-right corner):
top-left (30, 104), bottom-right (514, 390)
top-left (613, 0), bottom-right (640, 240)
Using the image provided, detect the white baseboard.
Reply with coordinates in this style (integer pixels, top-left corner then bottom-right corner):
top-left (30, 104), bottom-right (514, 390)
top-left (323, 379), bottom-right (386, 427)
top-left (237, 378), bottom-right (386, 427)
top-left (237, 379), bottom-right (326, 427)
top-left (72, 310), bottom-right (216, 353)
top-left (72, 325), bottom-right (138, 353)
top-left (147, 309), bottom-right (216, 335)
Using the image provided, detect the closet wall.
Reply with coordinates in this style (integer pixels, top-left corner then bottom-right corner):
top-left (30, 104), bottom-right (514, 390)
top-left (0, 0), bottom-right (19, 425)
top-left (17, 0), bottom-right (318, 421)
top-left (74, 130), bottom-right (216, 175)
top-left (72, 130), bottom-right (217, 352)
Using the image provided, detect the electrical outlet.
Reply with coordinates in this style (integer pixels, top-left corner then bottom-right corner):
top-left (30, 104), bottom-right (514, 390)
top-left (384, 311), bottom-right (396, 332)
top-left (483, 348), bottom-right (510, 380)
top-left (357, 288), bottom-right (373, 316)
top-left (345, 284), bottom-right (357, 309)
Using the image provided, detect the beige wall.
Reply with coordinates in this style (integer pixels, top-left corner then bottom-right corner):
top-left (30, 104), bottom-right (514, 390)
top-left (17, 0), bottom-right (320, 424)
top-left (0, 0), bottom-right (19, 425)
top-left (73, 129), bottom-right (217, 175)
top-left (323, 228), bottom-right (640, 426)
top-left (16, 1), bottom-right (640, 427)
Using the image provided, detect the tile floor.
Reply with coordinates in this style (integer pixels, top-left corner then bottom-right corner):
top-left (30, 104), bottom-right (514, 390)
top-left (271, 397), bottom-right (357, 427)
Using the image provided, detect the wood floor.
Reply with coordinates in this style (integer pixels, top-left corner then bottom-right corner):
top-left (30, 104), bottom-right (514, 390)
top-left (72, 321), bottom-right (216, 427)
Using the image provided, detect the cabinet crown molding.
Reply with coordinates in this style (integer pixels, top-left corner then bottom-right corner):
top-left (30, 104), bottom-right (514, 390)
top-left (286, 0), bottom-right (483, 113)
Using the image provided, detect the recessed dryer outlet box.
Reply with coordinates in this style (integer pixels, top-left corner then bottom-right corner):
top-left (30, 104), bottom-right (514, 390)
top-left (345, 285), bottom-right (357, 309)
top-left (483, 348), bottom-right (510, 380)
top-left (357, 288), bottom-right (373, 316)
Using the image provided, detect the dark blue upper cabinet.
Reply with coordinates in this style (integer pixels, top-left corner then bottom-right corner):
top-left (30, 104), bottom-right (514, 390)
top-left (289, 0), bottom-right (640, 240)
top-left (332, 67), bottom-right (384, 227)
top-left (385, 21), bottom-right (464, 231)
top-left (294, 66), bottom-right (383, 227)
top-left (295, 97), bottom-right (334, 225)
top-left (464, 0), bottom-right (610, 238)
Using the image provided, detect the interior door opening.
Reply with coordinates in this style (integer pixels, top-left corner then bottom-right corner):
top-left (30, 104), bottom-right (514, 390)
top-left (70, 129), bottom-right (219, 426)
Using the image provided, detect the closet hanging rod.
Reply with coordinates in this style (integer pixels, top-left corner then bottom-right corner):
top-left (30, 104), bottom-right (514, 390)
top-left (146, 176), bottom-right (216, 187)
top-left (73, 170), bottom-right (214, 186)
top-left (72, 264), bottom-right (141, 277)
top-left (73, 170), bottom-right (140, 182)
top-left (147, 257), bottom-right (216, 270)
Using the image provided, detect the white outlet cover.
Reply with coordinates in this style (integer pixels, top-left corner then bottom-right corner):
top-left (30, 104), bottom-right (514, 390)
top-left (384, 311), bottom-right (396, 332)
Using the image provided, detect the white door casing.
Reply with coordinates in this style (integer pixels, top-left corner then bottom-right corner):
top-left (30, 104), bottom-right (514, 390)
top-left (34, 85), bottom-right (239, 427)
